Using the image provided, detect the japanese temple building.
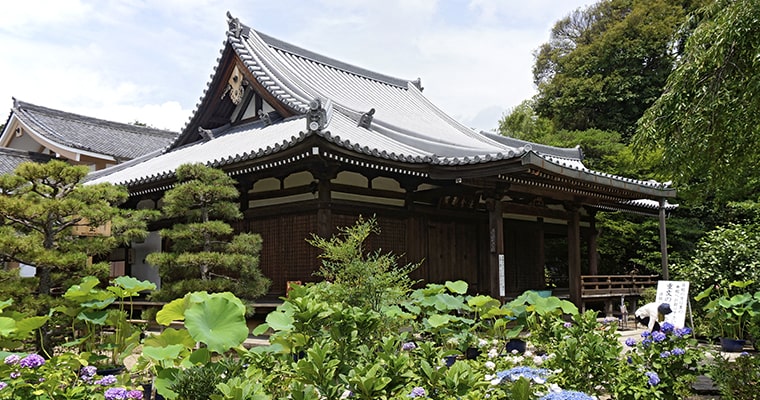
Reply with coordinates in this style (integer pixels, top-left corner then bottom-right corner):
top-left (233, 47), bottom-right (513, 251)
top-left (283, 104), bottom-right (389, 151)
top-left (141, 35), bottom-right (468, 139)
top-left (88, 13), bottom-right (677, 307)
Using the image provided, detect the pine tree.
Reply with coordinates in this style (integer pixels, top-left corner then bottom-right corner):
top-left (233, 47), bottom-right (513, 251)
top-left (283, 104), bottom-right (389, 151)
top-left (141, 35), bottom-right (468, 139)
top-left (147, 163), bottom-right (270, 310)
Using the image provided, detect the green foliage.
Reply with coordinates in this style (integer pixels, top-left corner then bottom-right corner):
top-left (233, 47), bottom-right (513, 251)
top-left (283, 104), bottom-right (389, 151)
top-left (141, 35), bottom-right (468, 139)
top-left (635, 0), bottom-right (760, 202)
top-left (147, 163), bottom-right (270, 308)
top-left (308, 216), bottom-right (418, 312)
top-left (170, 359), bottom-right (246, 400)
top-left (542, 311), bottom-right (622, 394)
top-left (709, 353), bottom-right (760, 400)
top-left (533, 0), bottom-right (690, 139)
top-left (695, 281), bottom-right (759, 340)
top-left (672, 223), bottom-right (760, 297)
top-left (139, 291), bottom-right (250, 399)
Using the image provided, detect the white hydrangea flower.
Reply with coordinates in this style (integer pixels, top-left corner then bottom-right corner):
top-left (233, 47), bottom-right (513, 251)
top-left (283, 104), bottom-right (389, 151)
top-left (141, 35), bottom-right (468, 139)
top-left (485, 361), bottom-right (496, 370)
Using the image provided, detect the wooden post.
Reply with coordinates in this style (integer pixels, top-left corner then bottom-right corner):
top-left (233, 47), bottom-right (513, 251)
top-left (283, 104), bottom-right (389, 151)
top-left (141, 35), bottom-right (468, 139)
top-left (486, 195), bottom-right (505, 300)
top-left (567, 204), bottom-right (582, 307)
top-left (588, 210), bottom-right (599, 275)
top-left (658, 198), bottom-right (669, 280)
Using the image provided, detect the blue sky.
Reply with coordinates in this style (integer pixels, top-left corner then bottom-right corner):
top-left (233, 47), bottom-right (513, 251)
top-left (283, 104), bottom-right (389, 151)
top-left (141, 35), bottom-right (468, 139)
top-left (0, 0), bottom-right (594, 133)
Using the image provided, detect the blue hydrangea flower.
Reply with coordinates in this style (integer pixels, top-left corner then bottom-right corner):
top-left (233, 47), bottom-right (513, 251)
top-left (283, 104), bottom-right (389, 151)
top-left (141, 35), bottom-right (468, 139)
top-left (641, 339), bottom-right (652, 347)
top-left (674, 327), bottom-right (692, 337)
top-left (641, 330), bottom-right (652, 338)
top-left (660, 322), bottom-right (674, 333)
top-left (625, 337), bottom-right (636, 347)
top-left (651, 331), bottom-right (667, 343)
top-left (645, 371), bottom-right (660, 386)
top-left (401, 342), bottom-right (416, 351)
top-left (496, 366), bottom-right (551, 384)
top-left (671, 347), bottom-right (685, 356)
top-left (19, 354), bottom-right (45, 368)
top-left (539, 390), bottom-right (595, 400)
top-left (660, 351), bottom-right (671, 358)
top-left (563, 322), bottom-right (572, 328)
top-left (408, 386), bottom-right (426, 398)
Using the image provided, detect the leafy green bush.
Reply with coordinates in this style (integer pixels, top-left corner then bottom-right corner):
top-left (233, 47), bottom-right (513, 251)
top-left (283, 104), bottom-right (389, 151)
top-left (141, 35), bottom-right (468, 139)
top-left (709, 352), bottom-right (760, 400)
top-left (308, 216), bottom-right (419, 312)
top-left (672, 223), bottom-right (760, 296)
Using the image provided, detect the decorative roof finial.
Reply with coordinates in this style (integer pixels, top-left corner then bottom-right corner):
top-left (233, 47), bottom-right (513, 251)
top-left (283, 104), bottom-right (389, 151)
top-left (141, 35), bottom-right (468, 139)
top-left (307, 99), bottom-right (327, 133)
top-left (226, 11), bottom-right (249, 38)
top-left (198, 127), bottom-right (215, 141)
top-left (412, 78), bottom-right (423, 91)
top-left (258, 109), bottom-right (272, 126)
top-left (358, 108), bottom-right (375, 129)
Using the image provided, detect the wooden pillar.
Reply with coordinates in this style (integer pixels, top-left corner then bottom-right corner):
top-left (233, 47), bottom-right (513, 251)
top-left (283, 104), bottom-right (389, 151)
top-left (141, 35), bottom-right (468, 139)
top-left (659, 198), bottom-right (669, 280)
top-left (567, 204), bottom-right (582, 307)
top-left (236, 177), bottom-right (253, 213)
top-left (486, 196), bottom-right (505, 300)
top-left (588, 210), bottom-right (599, 275)
top-left (317, 176), bottom-right (332, 238)
top-left (537, 217), bottom-right (546, 288)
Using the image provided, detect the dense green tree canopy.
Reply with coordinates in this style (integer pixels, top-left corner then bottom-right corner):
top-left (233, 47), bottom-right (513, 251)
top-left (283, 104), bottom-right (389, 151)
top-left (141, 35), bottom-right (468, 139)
top-left (0, 160), bottom-right (130, 296)
top-left (635, 0), bottom-right (760, 202)
top-left (533, 0), bottom-right (692, 139)
top-left (147, 163), bottom-right (270, 308)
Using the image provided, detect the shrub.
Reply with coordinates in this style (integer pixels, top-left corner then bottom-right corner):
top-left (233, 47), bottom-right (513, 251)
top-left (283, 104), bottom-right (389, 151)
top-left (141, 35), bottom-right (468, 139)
top-left (709, 352), bottom-right (760, 400)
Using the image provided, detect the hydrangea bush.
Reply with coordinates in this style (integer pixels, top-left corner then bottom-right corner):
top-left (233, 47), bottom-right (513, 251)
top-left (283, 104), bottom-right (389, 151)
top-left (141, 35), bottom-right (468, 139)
top-left (612, 322), bottom-right (704, 399)
top-left (0, 352), bottom-right (142, 399)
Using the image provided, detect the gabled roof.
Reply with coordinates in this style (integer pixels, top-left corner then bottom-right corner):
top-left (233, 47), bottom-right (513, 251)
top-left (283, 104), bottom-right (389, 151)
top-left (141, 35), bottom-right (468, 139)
top-left (1, 99), bottom-right (177, 162)
top-left (0, 147), bottom-right (53, 176)
top-left (88, 13), bottom-right (675, 203)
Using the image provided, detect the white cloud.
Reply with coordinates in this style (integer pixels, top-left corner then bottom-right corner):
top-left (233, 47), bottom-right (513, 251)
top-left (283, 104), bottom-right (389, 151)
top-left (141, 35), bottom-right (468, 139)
top-left (0, 1), bottom-right (595, 133)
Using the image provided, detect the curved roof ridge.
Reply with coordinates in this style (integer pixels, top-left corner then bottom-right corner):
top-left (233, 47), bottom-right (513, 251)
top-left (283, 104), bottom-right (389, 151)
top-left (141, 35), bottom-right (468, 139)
top-left (255, 30), bottom-right (411, 89)
top-left (480, 132), bottom-right (583, 160)
top-left (230, 30), bottom-right (312, 111)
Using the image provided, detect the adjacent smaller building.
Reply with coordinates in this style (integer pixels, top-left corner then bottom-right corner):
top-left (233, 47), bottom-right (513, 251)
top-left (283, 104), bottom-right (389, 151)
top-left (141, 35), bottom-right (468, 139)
top-left (1, 98), bottom-right (177, 171)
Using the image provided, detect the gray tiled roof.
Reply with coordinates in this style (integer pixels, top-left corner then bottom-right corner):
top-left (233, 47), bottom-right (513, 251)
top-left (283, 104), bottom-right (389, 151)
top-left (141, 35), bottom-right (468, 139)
top-left (0, 147), bottom-right (53, 176)
top-left (10, 100), bottom-right (177, 161)
top-left (89, 13), bottom-right (675, 201)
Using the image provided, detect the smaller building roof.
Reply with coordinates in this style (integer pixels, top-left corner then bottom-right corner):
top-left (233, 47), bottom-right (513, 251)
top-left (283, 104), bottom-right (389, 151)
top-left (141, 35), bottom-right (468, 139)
top-left (1, 99), bottom-right (177, 162)
top-left (0, 147), bottom-right (53, 176)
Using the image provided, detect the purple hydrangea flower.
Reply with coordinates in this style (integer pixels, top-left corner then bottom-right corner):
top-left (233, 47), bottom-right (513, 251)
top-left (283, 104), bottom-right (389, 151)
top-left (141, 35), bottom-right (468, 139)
top-left (563, 322), bottom-right (573, 328)
top-left (0, 382), bottom-right (7, 390)
top-left (660, 322), bottom-right (674, 333)
top-left (10, 372), bottom-right (20, 379)
top-left (645, 371), bottom-right (660, 386)
top-left (401, 342), bottom-right (416, 351)
top-left (4, 354), bottom-right (20, 366)
top-left (641, 330), bottom-right (652, 338)
top-left (126, 390), bottom-right (143, 399)
top-left (408, 386), bottom-right (427, 398)
top-left (105, 387), bottom-right (128, 400)
top-left (19, 354), bottom-right (45, 368)
top-left (652, 331), bottom-right (667, 343)
top-left (641, 339), bottom-right (652, 347)
top-left (96, 375), bottom-right (117, 386)
top-left (625, 337), bottom-right (636, 347)
top-left (660, 351), bottom-right (671, 358)
top-left (671, 347), bottom-right (685, 356)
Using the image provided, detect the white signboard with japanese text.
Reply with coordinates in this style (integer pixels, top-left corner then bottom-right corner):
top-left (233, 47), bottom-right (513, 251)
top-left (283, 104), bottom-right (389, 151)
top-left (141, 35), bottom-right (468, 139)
top-left (498, 254), bottom-right (505, 297)
top-left (655, 280), bottom-right (689, 328)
